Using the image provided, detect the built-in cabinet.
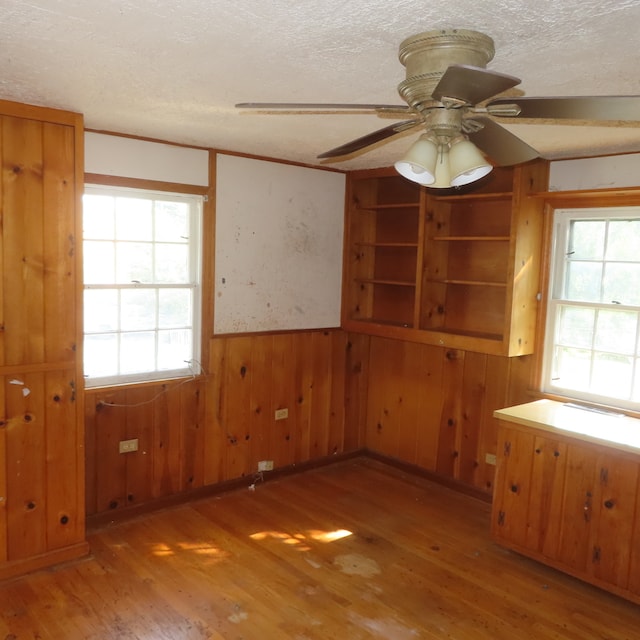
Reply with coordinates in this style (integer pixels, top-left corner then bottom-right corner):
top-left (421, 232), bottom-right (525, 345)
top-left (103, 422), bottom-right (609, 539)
top-left (343, 161), bottom-right (548, 356)
top-left (0, 100), bottom-right (87, 580)
top-left (492, 401), bottom-right (640, 604)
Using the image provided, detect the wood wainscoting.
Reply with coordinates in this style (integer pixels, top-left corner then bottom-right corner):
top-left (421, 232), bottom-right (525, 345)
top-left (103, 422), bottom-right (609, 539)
top-left (85, 328), bottom-right (533, 517)
top-left (348, 333), bottom-right (536, 497)
top-left (85, 329), bottom-right (357, 517)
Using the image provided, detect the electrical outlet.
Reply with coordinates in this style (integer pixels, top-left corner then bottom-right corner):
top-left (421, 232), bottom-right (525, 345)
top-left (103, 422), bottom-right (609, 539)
top-left (485, 453), bottom-right (497, 466)
top-left (119, 438), bottom-right (139, 454)
top-left (274, 408), bottom-right (288, 420)
top-left (258, 460), bottom-right (274, 472)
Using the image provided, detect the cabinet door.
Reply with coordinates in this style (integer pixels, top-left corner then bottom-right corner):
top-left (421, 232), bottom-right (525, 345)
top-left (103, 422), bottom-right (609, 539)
top-left (556, 444), bottom-right (597, 572)
top-left (492, 426), bottom-right (535, 548)
top-left (526, 435), bottom-right (567, 558)
top-left (588, 453), bottom-right (638, 589)
top-left (626, 478), bottom-right (640, 595)
top-left (0, 102), bottom-right (85, 579)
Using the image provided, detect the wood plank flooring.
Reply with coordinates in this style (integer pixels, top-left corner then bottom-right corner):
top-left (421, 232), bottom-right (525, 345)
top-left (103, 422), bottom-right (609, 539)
top-left (2, 457), bottom-right (640, 639)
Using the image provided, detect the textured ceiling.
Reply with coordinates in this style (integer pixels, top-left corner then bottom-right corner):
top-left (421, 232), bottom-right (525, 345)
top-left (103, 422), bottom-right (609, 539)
top-left (3, 0), bottom-right (640, 171)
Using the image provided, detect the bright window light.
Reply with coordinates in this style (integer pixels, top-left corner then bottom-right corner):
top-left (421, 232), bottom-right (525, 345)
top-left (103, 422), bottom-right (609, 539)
top-left (543, 207), bottom-right (640, 411)
top-left (83, 185), bottom-right (203, 387)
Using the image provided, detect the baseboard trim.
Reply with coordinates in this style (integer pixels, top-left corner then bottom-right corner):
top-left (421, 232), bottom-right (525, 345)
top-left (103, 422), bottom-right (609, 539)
top-left (0, 541), bottom-right (90, 583)
top-left (87, 449), bottom-right (366, 531)
top-left (362, 449), bottom-right (493, 504)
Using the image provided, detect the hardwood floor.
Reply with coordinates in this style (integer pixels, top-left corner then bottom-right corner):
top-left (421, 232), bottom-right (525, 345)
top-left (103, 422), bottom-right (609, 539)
top-left (2, 457), bottom-right (640, 639)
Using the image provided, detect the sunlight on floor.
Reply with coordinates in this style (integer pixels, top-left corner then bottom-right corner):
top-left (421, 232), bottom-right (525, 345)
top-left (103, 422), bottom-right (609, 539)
top-left (249, 528), bottom-right (352, 552)
top-left (149, 541), bottom-right (229, 561)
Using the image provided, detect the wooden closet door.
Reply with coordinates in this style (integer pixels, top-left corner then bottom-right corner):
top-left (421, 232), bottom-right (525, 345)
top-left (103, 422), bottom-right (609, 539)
top-left (0, 101), bottom-right (87, 578)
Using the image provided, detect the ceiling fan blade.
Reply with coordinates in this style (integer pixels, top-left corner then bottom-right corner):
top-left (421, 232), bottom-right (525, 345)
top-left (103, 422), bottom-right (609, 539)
top-left (317, 119), bottom-right (422, 159)
top-left (486, 96), bottom-right (640, 121)
top-left (236, 102), bottom-right (409, 112)
top-left (431, 65), bottom-right (521, 106)
top-left (467, 116), bottom-right (539, 166)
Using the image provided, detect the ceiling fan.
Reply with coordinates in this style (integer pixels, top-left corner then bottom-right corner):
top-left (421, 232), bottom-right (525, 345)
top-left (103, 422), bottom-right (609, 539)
top-left (237, 29), bottom-right (640, 188)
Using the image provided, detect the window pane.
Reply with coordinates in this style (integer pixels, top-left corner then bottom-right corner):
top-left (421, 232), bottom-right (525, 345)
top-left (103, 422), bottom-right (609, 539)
top-left (557, 306), bottom-right (594, 349)
top-left (85, 289), bottom-right (118, 332)
top-left (158, 289), bottom-right (191, 328)
top-left (158, 329), bottom-right (192, 370)
top-left (83, 194), bottom-right (115, 239)
top-left (84, 334), bottom-right (118, 378)
top-left (552, 346), bottom-right (591, 392)
top-left (155, 201), bottom-right (189, 242)
top-left (606, 220), bottom-right (640, 261)
top-left (83, 185), bottom-right (202, 386)
top-left (120, 331), bottom-right (156, 373)
top-left (546, 207), bottom-right (640, 410)
top-left (84, 241), bottom-right (115, 284)
top-left (121, 289), bottom-right (156, 330)
top-left (603, 263), bottom-right (640, 306)
top-left (116, 197), bottom-right (152, 240)
top-left (155, 244), bottom-right (189, 283)
top-left (569, 220), bottom-right (605, 260)
top-left (594, 309), bottom-right (637, 354)
top-left (565, 262), bottom-right (602, 301)
top-left (116, 242), bottom-right (153, 283)
top-left (592, 352), bottom-right (633, 399)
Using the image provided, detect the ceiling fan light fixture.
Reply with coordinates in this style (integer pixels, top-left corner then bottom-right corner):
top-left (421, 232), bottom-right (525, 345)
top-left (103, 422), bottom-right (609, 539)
top-left (449, 137), bottom-right (492, 187)
top-left (394, 134), bottom-right (438, 185)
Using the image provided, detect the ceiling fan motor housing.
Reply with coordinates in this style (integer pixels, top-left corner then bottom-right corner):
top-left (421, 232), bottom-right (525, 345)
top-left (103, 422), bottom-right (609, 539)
top-left (397, 29), bottom-right (495, 112)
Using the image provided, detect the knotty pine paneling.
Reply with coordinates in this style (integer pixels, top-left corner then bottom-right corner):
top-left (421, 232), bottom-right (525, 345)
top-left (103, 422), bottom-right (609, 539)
top-left (1, 116), bottom-right (77, 368)
top-left (357, 335), bottom-right (535, 495)
top-left (206, 330), bottom-right (351, 486)
top-left (0, 101), bottom-right (86, 580)
top-left (85, 377), bottom-right (206, 516)
top-left (85, 329), bottom-right (533, 516)
top-left (86, 329), bottom-right (355, 517)
top-left (1, 370), bottom-right (81, 561)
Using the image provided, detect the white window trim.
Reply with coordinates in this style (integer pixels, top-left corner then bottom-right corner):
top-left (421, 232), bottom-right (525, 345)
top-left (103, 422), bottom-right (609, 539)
top-left (83, 184), bottom-right (203, 388)
top-left (542, 205), bottom-right (640, 412)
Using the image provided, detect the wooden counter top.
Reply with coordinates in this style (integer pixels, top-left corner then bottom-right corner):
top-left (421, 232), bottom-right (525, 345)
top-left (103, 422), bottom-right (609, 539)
top-left (494, 399), bottom-right (640, 454)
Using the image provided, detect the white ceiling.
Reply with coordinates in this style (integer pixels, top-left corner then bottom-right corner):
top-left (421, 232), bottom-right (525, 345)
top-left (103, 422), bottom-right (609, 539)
top-left (3, 0), bottom-right (640, 171)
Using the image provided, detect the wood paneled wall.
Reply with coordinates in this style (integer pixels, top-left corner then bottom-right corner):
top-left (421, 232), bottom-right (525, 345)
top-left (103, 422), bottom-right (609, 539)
top-left (85, 327), bottom-right (534, 516)
top-left (205, 330), bottom-right (351, 484)
top-left (84, 377), bottom-right (206, 516)
top-left (85, 329), bottom-right (354, 516)
top-left (347, 333), bottom-right (536, 495)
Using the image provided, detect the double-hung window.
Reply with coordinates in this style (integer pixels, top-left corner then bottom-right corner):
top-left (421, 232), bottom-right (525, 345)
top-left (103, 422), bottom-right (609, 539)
top-left (543, 206), bottom-right (640, 411)
top-left (83, 185), bottom-right (203, 387)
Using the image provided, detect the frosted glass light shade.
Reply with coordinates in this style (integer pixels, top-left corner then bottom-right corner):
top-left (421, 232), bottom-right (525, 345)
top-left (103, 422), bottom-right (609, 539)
top-left (394, 135), bottom-right (438, 185)
top-left (431, 148), bottom-right (451, 188)
top-left (449, 138), bottom-right (492, 187)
